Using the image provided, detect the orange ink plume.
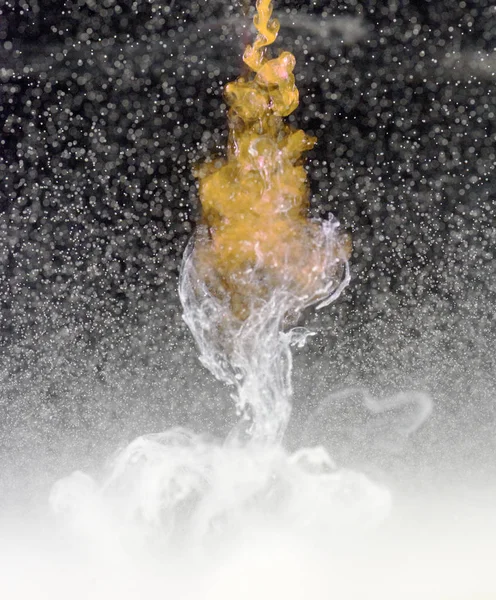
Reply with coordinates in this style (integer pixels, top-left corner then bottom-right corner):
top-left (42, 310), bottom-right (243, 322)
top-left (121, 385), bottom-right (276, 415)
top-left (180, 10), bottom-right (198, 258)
top-left (192, 0), bottom-right (351, 322)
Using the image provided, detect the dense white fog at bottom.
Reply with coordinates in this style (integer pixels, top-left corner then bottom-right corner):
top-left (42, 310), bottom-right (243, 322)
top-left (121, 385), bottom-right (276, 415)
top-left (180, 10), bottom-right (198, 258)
top-left (2, 506), bottom-right (494, 600)
top-left (1, 429), bottom-right (494, 600)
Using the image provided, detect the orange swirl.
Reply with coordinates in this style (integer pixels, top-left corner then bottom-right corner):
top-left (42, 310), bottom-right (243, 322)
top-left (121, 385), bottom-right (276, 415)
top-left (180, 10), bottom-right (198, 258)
top-left (193, 0), bottom-right (350, 320)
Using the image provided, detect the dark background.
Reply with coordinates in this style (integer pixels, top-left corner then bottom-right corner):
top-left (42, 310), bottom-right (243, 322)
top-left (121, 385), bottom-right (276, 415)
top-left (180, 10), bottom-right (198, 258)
top-left (0, 0), bottom-right (495, 507)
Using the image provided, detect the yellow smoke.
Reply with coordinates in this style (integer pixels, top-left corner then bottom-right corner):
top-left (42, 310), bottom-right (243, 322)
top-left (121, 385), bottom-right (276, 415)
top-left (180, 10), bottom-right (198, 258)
top-left (193, 0), bottom-right (350, 320)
